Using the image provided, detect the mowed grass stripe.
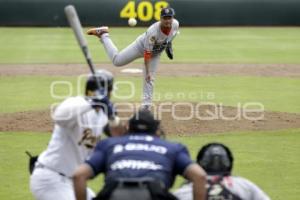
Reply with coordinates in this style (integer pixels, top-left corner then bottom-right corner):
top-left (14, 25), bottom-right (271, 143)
top-left (0, 27), bottom-right (300, 63)
top-left (1, 76), bottom-right (299, 113)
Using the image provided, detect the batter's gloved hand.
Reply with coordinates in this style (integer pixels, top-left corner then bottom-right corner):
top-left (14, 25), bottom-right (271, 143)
top-left (103, 116), bottom-right (127, 137)
top-left (88, 91), bottom-right (115, 118)
top-left (165, 42), bottom-right (173, 60)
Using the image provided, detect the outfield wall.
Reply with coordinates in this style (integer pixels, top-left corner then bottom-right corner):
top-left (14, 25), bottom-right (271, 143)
top-left (0, 0), bottom-right (300, 26)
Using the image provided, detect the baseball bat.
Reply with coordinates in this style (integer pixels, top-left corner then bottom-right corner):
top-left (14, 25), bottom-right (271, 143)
top-left (64, 5), bottom-right (96, 74)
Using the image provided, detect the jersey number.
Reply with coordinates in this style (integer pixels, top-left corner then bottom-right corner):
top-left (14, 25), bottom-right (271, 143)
top-left (120, 1), bottom-right (169, 22)
top-left (78, 128), bottom-right (98, 149)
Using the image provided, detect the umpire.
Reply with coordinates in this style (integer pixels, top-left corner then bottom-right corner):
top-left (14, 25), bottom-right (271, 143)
top-left (73, 110), bottom-right (207, 200)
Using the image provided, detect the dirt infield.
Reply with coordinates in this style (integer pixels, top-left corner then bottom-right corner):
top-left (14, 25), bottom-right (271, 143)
top-left (0, 104), bottom-right (300, 134)
top-left (1, 63), bottom-right (300, 77)
top-left (1, 63), bottom-right (299, 134)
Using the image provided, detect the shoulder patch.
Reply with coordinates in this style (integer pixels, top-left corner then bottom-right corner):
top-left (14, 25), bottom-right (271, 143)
top-left (149, 36), bottom-right (156, 44)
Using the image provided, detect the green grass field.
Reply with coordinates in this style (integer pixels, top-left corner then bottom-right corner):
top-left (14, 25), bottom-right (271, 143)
top-left (0, 27), bottom-right (300, 64)
top-left (1, 130), bottom-right (300, 200)
top-left (1, 27), bottom-right (299, 200)
top-left (1, 76), bottom-right (300, 113)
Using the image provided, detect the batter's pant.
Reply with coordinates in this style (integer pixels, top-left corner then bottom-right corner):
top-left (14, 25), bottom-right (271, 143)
top-left (30, 168), bottom-right (94, 200)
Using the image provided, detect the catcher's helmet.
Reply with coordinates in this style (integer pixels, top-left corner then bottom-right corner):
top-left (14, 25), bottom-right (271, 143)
top-left (128, 110), bottom-right (160, 135)
top-left (85, 69), bottom-right (114, 95)
top-left (196, 143), bottom-right (233, 176)
top-left (161, 7), bottom-right (175, 18)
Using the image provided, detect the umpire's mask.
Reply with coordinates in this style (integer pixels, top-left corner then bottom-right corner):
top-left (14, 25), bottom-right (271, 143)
top-left (196, 143), bottom-right (233, 176)
top-left (128, 110), bottom-right (160, 135)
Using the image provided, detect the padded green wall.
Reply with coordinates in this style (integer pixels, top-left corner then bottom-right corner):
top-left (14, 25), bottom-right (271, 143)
top-left (0, 0), bottom-right (299, 26)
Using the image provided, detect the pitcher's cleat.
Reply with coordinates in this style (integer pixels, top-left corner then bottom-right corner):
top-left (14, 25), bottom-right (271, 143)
top-left (86, 26), bottom-right (109, 37)
top-left (139, 105), bottom-right (151, 111)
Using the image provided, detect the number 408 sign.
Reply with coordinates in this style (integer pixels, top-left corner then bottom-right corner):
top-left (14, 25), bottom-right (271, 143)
top-left (120, 1), bottom-right (169, 22)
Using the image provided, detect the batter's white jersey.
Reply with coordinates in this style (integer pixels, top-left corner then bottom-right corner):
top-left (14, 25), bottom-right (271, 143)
top-left (173, 176), bottom-right (271, 200)
top-left (38, 96), bottom-right (108, 176)
top-left (30, 96), bottom-right (108, 200)
top-left (100, 19), bottom-right (179, 107)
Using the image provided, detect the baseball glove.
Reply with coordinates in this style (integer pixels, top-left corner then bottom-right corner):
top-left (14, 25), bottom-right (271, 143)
top-left (165, 42), bottom-right (173, 60)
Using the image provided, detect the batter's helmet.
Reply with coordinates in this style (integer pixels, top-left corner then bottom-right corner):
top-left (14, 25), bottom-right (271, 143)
top-left (85, 69), bottom-right (114, 95)
top-left (161, 7), bottom-right (175, 18)
top-left (128, 110), bottom-right (160, 135)
top-left (196, 143), bottom-right (233, 176)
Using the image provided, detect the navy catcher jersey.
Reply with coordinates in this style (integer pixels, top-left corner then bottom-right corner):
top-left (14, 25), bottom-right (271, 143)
top-left (86, 134), bottom-right (192, 188)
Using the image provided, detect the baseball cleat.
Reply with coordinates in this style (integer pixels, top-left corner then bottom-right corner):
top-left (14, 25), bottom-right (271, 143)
top-left (86, 26), bottom-right (109, 37)
top-left (140, 105), bottom-right (151, 111)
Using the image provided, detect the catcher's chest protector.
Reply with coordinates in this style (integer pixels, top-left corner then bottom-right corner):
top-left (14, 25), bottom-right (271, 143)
top-left (207, 177), bottom-right (242, 200)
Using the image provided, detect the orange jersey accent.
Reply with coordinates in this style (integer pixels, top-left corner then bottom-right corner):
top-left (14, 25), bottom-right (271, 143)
top-left (144, 51), bottom-right (152, 61)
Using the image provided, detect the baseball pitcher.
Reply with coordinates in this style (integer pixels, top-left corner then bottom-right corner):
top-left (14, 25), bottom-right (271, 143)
top-left (87, 7), bottom-right (179, 110)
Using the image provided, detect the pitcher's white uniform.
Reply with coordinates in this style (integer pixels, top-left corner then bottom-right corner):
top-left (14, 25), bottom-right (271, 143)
top-left (100, 19), bottom-right (179, 107)
top-left (173, 176), bottom-right (271, 200)
top-left (30, 96), bottom-right (108, 200)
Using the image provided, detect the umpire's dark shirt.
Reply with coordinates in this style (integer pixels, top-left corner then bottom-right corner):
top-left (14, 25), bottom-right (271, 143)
top-left (86, 133), bottom-right (193, 188)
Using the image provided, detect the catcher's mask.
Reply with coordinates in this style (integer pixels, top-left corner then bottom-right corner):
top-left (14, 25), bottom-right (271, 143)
top-left (85, 69), bottom-right (114, 96)
top-left (128, 110), bottom-right (160, 135)
top-left (196, 143), bottom-right (233, 176)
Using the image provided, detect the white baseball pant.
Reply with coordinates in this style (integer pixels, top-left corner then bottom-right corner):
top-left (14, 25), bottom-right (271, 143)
top-left (101, 35), bottom-right (160, 107)
top-left (30, 168), bottom-right (94, 200)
